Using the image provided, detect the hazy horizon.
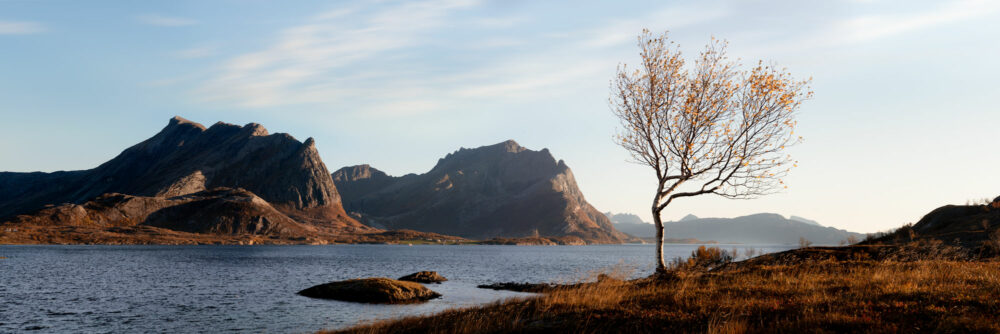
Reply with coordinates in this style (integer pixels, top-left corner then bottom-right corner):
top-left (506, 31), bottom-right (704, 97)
top-left (2, 0), bottom-right (999, 234)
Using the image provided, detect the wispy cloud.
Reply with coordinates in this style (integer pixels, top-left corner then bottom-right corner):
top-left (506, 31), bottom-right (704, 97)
top-left (198, 0), bottom-right (479, 108)
top-left (580, 4), bottom-right (730, 48)
top-left (191, 1), bottom-right (736, 116)
top-left (830, 0), bottom-right (1000, 44)
top-left (727, 0), bottom-right (1000, 57)
top-left (473, 15), bottom-right (528, 28)
top-left (0, 20), bottom-right (45, 35)
top-left (137, 14), bottom-right (198, 27)
top-left (174, 46), bottom-right (216, 59)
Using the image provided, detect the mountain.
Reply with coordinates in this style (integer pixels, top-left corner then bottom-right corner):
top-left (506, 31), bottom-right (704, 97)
top-left (789, 215), bottom-right (822, 226)
top-left (663, 213), bottom-right (861, 245)
top-left (0, 116), bottom-right (383, 244)
top-left (607, 212), bottom-right (861, 245)
top-left (605, 212), bottom-right (645, 224)
top-left (605, 212), bottom-right (654, 239)
top-left (333, 140), bottom-right (629, 244)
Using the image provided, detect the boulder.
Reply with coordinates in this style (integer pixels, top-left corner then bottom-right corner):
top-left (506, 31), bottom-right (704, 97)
top-left (398, 271), bottom-right (448, 283)
top-left (298, 278), bottom-right (441, 303)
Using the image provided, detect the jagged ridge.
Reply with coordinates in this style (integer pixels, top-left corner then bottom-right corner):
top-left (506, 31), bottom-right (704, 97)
top-left (0, 116), bottom-right (368, 233)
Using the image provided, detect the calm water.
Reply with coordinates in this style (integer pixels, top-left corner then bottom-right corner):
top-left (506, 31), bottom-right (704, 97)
top-left (0, 244), bottom-right (793, 333)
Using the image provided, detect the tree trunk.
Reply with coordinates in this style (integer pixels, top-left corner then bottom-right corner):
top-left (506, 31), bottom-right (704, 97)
top-left (652, 208), bottom-right (666, 272)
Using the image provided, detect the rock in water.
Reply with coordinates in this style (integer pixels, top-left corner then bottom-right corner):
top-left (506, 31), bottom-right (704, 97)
top-left (298, 278), bottom-right (441, 304)
top-left (398, 271), bottom-right (448, 283)
top-left (333, 140), bottom-right (629, 244)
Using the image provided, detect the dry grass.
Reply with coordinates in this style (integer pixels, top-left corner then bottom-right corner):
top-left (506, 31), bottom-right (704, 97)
top-left (331, 259), bottom-right (1000, 333)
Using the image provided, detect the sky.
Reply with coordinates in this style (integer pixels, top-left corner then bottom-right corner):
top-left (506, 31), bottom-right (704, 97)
top-left (1, 0), bottom-right (998, 233)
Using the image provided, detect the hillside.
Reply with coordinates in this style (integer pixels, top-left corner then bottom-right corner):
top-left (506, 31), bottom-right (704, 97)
top-left (333, 140), bottom-right (629, 244)
top-left (867, 195), bottom-right (1000, 252)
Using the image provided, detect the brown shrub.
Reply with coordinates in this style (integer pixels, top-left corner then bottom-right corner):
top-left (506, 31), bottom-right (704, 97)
top-left (668, 246), bottom-right (735, 271)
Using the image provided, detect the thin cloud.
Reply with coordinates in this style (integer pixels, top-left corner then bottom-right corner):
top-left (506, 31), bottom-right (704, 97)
top-left (174, 46), bottom-right (216, 59)
top-left (197, 0), bottom-right (480, 108)
top-left (831, 0), bottom-right (1000, 44)
top-left (0, 20), bottom-right (45, 35)
top-left (581, 4), bottom-right (730, 48)
top-left (728, 0), bottom-right (1000, 57)
top-left (137, 14), bottom-right (198, 27)
top-left (195, 0), bottom-right (731, 113)
top-left (473, 15), bottom-right (528, 28)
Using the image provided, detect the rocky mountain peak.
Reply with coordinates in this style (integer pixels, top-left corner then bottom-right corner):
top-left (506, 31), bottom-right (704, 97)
top-left (333, 164), bottom-right (389, 183)
top-left (0, 117), bottom-right (356, 229)
top-left (499, 139), bottom-right (525, 153)
top-left (334, 140), bottom-right (628, 243)
top-left (679, 214), bottom-right (699, 221)
top-left (168, 115), bottom-right (206, 129)
top-left (243, 122), bottom-right (269, 136)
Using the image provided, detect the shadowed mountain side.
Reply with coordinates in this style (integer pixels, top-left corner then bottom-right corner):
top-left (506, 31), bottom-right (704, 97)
top-left (607, 212), bottom-right (862, 245)
top-left (0, 116), bottom-right (363, 229)
top-left (333, 140), bottom-right (629, 244)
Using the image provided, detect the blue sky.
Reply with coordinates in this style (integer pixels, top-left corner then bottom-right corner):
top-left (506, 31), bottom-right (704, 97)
top-left (1, 0), bottom-right (998, 233)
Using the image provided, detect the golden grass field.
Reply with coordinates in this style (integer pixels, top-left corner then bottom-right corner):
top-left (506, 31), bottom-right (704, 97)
top-left (331, 255), bottom-right (999, 333)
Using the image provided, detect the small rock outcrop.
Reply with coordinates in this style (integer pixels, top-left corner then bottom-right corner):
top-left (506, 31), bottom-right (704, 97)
top-left (398, 271), bottom-right (448, 284)
top-left (298, 278), bottom-right (441, 303)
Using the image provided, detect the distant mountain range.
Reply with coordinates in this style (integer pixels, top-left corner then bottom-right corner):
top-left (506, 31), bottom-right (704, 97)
top-left (334, 140), bottom-right (629, 244)
top-left (1, 116), bottom-right (877, 246)
top-left (606, 212), bottom-right (863, 245)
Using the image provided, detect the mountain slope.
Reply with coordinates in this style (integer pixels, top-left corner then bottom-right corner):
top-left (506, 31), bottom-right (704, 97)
top-left (0, 116), bottom-right (369, 236)
top-left (333, 140), bottom-right (628, 244)
top-left (6, 187), bottom-right (316, 235)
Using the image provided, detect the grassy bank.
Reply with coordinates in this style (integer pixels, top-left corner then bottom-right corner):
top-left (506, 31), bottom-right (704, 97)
top-left (331, 258), bottom-right (1000, 333)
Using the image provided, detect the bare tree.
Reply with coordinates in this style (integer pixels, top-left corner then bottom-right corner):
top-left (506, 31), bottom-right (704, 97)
top-left (799, 237), bottom-right (813, 248)
top-left (611, 30), bottom-right (811, 273)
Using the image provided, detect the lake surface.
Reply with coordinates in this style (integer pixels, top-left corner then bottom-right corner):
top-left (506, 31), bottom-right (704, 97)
top-left (0, 244), bottom-right (794, 333)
